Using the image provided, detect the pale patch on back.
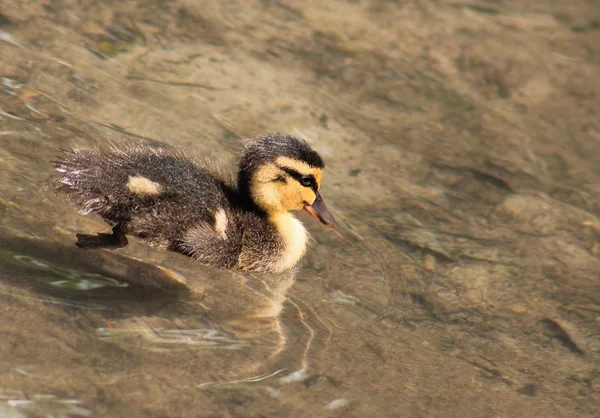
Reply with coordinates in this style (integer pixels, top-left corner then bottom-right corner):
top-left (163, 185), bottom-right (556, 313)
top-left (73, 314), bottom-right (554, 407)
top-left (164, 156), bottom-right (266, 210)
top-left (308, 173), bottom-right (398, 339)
top-left (270, 212), bottom-right (309, 272)
top-left (214, 208), bottom-right (228, 240)
top-left (126, 175), bottom-right (162, 196)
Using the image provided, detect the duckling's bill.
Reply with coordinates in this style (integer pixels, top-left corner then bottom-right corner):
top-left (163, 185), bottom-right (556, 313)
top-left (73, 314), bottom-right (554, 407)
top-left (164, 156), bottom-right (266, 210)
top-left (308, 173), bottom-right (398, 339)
top-left (303, 192), bottom-right (335, 228)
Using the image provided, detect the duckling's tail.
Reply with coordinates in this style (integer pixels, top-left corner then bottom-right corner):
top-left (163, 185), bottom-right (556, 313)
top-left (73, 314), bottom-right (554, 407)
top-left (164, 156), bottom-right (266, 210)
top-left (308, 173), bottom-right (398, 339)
top-left (52, 149), bottom-right (125, 216)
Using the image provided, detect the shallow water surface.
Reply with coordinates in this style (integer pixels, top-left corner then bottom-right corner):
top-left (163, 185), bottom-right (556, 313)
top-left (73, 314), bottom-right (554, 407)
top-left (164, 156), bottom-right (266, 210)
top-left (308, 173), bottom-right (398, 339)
top-left (1, 1), bottom-right (599, 417)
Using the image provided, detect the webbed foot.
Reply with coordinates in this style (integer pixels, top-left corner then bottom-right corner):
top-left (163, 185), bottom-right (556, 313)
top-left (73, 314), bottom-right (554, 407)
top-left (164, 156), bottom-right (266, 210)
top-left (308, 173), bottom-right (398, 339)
top-left (75, 225), bottom-right (128, 249)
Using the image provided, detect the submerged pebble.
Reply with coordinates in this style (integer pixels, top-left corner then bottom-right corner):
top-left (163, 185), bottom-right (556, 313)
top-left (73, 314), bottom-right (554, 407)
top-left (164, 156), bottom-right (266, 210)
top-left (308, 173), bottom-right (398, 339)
top-left (325, 398), bottom-right (351, 410)
top-left (280, 370), bottom-right (312, 383)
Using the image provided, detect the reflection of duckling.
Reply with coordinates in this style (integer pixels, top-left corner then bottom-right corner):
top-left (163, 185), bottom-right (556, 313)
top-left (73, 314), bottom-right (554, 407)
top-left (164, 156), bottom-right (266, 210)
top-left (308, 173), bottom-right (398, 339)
top-left (54, 133), bottom-right (335, 273)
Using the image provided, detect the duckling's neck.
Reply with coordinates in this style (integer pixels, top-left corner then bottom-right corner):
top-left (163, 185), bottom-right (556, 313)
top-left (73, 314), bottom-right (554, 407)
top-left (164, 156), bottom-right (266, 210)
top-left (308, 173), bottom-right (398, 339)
top-left (269, 212), bottom-right (309, 273)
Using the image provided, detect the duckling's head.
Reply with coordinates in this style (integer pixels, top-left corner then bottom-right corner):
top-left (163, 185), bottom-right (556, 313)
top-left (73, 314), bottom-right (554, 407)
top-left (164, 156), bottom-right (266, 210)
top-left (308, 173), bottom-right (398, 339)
top-left (238, 133), bottom-right (335, 227)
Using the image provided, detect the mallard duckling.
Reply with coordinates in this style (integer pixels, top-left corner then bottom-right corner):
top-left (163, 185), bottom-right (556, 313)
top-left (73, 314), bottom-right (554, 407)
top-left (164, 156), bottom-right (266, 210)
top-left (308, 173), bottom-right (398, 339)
top-left (53, 133), bottom-right (335, 273)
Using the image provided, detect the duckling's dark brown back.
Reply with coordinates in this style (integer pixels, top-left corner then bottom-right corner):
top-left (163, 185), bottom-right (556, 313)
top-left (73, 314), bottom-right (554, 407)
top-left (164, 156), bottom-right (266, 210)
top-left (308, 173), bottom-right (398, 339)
top-left (54, 145), bottom-right (237, 247)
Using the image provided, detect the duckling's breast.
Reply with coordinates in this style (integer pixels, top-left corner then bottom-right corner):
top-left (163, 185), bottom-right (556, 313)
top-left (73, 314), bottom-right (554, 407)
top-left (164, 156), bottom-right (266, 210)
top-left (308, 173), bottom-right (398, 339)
top-left (269, 213), bottom-right (309, 273)
top-left (234, 211), bottom-right (307, 273)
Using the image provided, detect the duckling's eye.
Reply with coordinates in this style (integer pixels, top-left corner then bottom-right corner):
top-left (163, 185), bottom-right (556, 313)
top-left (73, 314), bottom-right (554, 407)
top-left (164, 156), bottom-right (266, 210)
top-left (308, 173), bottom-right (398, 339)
top-left (300, 176), bottom-right (314, 188)
top-left (278, 165), bottom-right (317, 190)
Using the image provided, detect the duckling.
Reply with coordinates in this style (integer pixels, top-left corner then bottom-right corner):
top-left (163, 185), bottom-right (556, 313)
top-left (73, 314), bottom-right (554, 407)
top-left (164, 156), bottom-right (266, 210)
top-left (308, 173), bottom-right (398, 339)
top-left (53, 133), bottom-right (335, 273)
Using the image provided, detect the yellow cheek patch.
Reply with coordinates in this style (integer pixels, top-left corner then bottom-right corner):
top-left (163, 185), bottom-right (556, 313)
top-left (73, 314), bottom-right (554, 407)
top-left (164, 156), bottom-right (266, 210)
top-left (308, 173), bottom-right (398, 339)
top-left (251, 158), bottom-right (325, 213)
top-left (251, 163), bottom-right (284, 211)
top-left (126, 175), bottom-right (162, 196)
top-left (281, 186), bottom-right (306, 211)
top-left (301, 188), bottom-right (317, 205)
top-left (253, 163), bottom-right (281, 184)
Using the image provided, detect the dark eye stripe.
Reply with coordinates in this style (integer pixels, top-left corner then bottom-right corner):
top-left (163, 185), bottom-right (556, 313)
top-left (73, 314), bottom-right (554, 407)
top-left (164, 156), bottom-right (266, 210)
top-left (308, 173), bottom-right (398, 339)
top-left (277, 166), bottom-right (318, 193)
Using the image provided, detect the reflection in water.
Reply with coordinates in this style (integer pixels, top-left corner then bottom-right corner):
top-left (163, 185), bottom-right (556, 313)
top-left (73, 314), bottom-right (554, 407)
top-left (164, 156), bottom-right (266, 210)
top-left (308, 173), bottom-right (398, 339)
top-left (0, 391), bottom-right (91, 418)
top-left (95, 320), bottom-right (250, 352)
top-left (10, 254), bottom-right (129, 290)
top-left (0, 234), bottom-right (323, 393)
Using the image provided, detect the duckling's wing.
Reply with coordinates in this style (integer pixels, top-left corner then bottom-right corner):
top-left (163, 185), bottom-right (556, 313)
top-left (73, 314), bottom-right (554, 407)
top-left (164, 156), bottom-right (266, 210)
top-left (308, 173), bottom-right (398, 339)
top-left (174, 215), bottom-right (242, 269)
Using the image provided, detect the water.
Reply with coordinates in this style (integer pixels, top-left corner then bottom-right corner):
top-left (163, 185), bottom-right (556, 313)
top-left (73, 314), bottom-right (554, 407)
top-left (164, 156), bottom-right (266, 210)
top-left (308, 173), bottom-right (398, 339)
top-left (1, 1), bottom-right (599, 417)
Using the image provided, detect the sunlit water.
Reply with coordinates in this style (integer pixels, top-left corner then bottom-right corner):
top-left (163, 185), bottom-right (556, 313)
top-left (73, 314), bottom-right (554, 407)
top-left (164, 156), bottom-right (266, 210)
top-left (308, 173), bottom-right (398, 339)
top-left (1, 1), bottom-right (599, 417)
